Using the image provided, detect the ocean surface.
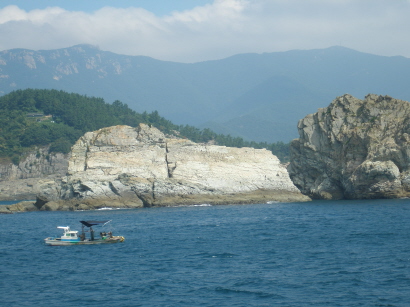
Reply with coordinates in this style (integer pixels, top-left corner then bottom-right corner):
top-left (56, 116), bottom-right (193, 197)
top-left (1, 199), bottom-right (410, 306)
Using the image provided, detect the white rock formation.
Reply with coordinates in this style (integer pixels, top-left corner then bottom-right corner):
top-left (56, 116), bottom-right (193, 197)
top-left (36, 124), bottom-right (308, 210)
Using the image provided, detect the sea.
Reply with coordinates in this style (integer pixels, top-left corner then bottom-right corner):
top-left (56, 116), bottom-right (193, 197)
top-left (1, 199), bottom-right (410, 307)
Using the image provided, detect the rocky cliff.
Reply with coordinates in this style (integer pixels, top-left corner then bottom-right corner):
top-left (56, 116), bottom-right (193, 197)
top-left (28, 124), bottom-right (309, 211)
top-left (288, 94), bottom-right (410, 200)
top-left (0, 148), bottom-right (69, 201)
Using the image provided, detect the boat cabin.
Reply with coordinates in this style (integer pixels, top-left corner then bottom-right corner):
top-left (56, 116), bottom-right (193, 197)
top-left (57, 226), bottom-right (80, 242)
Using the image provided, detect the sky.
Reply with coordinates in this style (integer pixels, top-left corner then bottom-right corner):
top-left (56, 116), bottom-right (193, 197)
top-left (1, 0), bottom-right (410, 63)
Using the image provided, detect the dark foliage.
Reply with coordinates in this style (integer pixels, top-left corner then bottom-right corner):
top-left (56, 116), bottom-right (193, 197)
top-left (0, 89), bottom-right (289, 163)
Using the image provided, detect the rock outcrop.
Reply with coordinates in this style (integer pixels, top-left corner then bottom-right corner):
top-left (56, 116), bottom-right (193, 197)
top-left (30, 124), bottom-right (308, 211)
top-left (0, 201), bottom-right (39, 214)
top-left (0, 148), bottom-right (69, 200)
top-left (288, 94), bottom-right (410, 200)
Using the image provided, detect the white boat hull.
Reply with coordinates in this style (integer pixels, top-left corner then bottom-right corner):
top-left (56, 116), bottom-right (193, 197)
top-left (44, 236), bottom-right (124, 246)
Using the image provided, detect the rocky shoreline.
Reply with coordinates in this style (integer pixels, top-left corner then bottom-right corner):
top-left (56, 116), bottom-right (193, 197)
top-left (1, 124), bottom-right (309, 213)
top-left (0, 189), bottom-right (309, 214)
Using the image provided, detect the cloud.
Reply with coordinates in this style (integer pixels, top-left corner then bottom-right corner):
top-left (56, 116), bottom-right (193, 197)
top-left (0, 0), bottom-right (410, 62)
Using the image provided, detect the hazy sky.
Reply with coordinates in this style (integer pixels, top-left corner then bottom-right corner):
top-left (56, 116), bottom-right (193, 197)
top-left (1, 0), bottom-right (409, 62)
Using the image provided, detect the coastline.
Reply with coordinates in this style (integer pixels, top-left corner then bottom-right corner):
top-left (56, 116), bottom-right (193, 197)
top-left (0, 189), bottom-right (310, 214)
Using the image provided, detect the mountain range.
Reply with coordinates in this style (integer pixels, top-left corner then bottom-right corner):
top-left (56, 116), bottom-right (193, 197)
top-left (1, 44), bottom-right (410, 142)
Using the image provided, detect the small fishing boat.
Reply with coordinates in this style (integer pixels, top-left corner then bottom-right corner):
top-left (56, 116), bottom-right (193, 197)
top-left (44, 220), bottom-right (125, 246)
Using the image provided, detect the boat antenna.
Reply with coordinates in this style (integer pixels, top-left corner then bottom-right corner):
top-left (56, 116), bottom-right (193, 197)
top-left (103, 220), bottom-right (112, 227)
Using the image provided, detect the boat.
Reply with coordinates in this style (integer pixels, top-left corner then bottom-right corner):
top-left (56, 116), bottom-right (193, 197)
top-left (44, 220), bottom-right (125, 246)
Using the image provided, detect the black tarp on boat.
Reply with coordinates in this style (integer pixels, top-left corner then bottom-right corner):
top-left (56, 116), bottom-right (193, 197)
top-left (80, 220), bottom-right (111, 227)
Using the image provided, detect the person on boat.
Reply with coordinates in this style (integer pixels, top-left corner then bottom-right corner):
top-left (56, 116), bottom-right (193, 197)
top-left (90, 227), bottom-right (94, 241)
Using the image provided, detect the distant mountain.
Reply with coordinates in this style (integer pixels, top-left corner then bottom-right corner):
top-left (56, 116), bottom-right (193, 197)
top-left (1, 45), bottom-right (410, 142)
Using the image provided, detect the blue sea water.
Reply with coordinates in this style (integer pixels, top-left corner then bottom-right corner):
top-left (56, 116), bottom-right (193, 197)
top-left (1, 199), bottom-right (410, 306)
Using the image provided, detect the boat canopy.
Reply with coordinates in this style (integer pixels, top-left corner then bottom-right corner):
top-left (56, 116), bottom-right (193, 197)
top-left (80, 220), bottom-right (111, 227)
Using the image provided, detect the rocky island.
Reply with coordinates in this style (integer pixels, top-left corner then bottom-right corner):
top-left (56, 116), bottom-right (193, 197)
top-left (6, 92), bottom-right (409, 213)
top-left (1, 124), bottom-right (308, 213)
top-left (289, 94), bottom-right (410, 200)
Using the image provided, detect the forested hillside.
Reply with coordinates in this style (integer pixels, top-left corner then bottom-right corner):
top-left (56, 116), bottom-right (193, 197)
top-left (3, 45), bottom-right (410, 142)
top-left (0, 89), bottom-right (290, 164)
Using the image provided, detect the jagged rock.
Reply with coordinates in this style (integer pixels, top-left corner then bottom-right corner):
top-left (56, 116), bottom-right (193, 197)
top-left (35, 124), bottom-right (309, 210)
top-left (0, 201), bottom-right (38, 214)
top-left (0, 148), bottom-right (69, 200)
top-left (0, 206), bottom-right (13, 214)
top-left (288, 94), bottom-right (410, 199)
top-left (0, 148), bottom-right (68, 181)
